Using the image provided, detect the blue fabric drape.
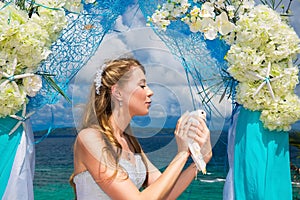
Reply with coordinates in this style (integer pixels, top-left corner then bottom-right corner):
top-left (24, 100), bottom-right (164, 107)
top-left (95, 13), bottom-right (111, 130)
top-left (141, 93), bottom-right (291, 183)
top-left (234, 106), bottom-right (292, 200)
top-left (0, 116), bottom-right (23, 198)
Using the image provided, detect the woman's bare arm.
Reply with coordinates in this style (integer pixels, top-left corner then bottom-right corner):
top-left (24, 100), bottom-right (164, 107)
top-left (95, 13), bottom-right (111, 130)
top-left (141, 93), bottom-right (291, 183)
top-left (75, 128), bottom-right (190, 200)
top-left (166, 115), bottom-right (213, 199)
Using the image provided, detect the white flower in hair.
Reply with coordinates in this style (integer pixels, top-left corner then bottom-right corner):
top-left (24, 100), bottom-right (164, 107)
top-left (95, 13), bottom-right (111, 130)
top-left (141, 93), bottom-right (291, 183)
top-left (94, 65), bottom-right (105, 95)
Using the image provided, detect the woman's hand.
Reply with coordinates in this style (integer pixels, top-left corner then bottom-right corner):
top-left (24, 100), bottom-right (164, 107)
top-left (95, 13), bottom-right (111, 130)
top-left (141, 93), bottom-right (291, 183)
top-left (187, 115), bottom-right (212, 163)
top-left (174, 112), bottom-right (191, 154)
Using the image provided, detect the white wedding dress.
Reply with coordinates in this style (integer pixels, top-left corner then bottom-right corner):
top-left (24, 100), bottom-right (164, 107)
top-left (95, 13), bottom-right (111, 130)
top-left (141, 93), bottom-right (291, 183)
top-left (74, 154), bottom-right (146, 199)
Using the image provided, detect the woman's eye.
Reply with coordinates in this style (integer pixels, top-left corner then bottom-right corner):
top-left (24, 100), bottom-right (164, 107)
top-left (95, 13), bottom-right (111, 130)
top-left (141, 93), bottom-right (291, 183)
top-left (140, 85), bottom-right (146, 89)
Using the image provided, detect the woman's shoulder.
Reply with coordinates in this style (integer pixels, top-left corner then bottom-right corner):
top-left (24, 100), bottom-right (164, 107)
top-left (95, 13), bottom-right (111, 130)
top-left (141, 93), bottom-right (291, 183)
top-left (78, 127), bottom-right (101, 136)
top-left (73, 128), bottom-right (107, 175)
top-left (76, 127), bottom-right (105, 147)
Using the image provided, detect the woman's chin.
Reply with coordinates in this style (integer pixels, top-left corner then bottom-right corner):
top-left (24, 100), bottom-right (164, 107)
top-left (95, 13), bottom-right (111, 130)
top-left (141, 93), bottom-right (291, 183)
top-left (135, 110), bottom-right (149, 116)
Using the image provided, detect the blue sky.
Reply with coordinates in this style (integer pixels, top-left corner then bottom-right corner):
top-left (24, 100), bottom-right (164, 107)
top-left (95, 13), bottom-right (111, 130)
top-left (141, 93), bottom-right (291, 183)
top-left (31, 0), bottom-right (300, 135)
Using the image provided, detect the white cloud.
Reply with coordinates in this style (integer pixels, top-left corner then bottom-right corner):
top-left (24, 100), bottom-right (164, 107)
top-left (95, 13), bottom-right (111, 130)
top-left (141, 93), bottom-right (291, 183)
top-left (114, 16), bottom-right (130, 32)
top-left (74, 34), bottom-right (132, 84)
top-left (31, 102), bottom-right (75, 131)
top-left (120, 2), bottom-right (147, 29)
top-left (33, 1), bottom-right (300, 131)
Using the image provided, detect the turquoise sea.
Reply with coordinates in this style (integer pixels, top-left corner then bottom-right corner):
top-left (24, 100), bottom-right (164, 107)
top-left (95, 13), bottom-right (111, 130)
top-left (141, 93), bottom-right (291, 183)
top-left (33, 129), bottom-right (300, 200)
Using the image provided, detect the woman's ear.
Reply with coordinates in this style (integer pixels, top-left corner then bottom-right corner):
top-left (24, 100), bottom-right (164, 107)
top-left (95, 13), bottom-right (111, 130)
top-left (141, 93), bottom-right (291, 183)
top-left (111, 84), bottom-right (122, 101)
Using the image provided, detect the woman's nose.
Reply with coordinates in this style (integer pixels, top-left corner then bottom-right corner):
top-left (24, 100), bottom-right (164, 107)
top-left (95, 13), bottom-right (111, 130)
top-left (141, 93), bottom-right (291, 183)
top-left (147, 87), bottom-right (154, 97)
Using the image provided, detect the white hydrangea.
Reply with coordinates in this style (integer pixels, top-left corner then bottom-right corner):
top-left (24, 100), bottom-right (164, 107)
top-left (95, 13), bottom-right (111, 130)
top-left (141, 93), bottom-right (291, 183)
top-left (0, 84), bottom-right (27, 117)
top-left (23, 75), bottom-right (43, 97)
top-left (148, 0), bottom-right (300, 131)
top-left (226, 5), bottom-right (300, 131)
top-left (0, 0), bottom-right (68, 117)
top-left (199, 2), bottom-right (215, 18)
top-left (260, 94), bottom-right (300, 131)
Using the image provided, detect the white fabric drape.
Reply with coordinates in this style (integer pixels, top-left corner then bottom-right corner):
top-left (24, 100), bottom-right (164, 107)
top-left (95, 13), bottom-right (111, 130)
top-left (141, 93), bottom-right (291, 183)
top-left (2, 120), bottom-right (35, 200)
top-left (223, 106), bottom-right (240, 200)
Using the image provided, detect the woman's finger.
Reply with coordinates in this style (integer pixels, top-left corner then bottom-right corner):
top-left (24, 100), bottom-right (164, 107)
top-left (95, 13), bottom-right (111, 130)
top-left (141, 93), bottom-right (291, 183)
top-left (175, 111), bottom-right (189, 135)
top-left (188, 126), bottom-right (210, 143)
top-left (188, 132), bottom-right (206, 145)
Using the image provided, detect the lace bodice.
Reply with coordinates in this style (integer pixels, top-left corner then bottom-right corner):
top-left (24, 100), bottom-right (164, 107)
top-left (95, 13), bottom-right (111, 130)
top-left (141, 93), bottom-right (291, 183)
top-left (73, 154), bottom-right (147, 200)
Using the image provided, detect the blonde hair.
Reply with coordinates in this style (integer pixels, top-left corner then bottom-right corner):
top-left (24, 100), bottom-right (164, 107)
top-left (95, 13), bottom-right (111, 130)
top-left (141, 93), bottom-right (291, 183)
top-left (80, 58), bottom-right (147, 180)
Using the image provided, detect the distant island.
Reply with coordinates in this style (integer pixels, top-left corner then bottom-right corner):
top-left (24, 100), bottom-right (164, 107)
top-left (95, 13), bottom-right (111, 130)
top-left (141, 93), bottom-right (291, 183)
top-left (34, 126), bottom-right (299, 140)
top-left (34, 126), bottom-right (300, 144)
top-left (34, 127), bottom-right (78, 138)
top-left (33, 126), bottom-right (176, 138)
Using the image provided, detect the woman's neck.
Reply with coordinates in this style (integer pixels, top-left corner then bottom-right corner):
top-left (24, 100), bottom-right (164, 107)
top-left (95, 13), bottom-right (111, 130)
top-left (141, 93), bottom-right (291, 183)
top-left (109, 111), bottom-right (131, 138)
top-left (109, 112), bottom-right (135, 154)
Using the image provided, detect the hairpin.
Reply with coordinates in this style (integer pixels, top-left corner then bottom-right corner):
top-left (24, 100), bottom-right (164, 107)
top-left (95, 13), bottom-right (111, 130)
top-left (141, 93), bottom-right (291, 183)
top-left (94, 64), bottom-right (105, 95)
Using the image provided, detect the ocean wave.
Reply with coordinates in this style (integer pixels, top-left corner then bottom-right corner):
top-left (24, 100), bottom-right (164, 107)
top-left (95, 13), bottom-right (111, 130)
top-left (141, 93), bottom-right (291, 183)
top-left (199, 178), bottom-right (226, 183)
top-left (292, 182), bottom-right (300, 186)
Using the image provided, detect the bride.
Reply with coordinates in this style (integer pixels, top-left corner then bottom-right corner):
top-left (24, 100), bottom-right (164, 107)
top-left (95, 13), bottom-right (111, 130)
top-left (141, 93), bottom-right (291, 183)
top-left (70, 58), bottom-right (212, 199)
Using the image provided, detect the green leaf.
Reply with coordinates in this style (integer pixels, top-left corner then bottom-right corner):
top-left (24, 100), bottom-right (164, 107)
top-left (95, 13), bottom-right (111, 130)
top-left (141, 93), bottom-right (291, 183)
top-left (36, 72), bottom-right (71, 103)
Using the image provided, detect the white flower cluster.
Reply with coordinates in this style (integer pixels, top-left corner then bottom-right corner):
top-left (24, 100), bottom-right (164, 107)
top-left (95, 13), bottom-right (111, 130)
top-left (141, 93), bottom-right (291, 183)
top-left (0, 83), bottom-right (27, 118)
top-left (0, 1), bottom-right (69, 117)
top-left (64, 0), bottom-right (96, 13)
top-left (148, 0), bottom-right (254, 40)
top-left (225, 5), bottom-right (300, 131)
top-left (149, 1), bottom-right (300, 131)
top-left (148, 0), bottom-right (189, 31)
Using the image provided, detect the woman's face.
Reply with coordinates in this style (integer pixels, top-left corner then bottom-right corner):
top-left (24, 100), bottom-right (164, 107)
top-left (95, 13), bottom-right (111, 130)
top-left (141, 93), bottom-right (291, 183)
top-left (120, 67), bottom-right (153, 117)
